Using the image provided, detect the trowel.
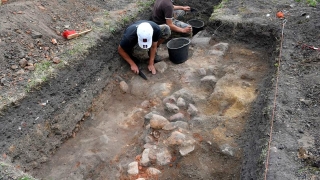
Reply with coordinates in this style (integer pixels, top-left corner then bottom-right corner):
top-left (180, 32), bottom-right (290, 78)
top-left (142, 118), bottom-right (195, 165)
top-left (138, 69), bottom-right (148, 80)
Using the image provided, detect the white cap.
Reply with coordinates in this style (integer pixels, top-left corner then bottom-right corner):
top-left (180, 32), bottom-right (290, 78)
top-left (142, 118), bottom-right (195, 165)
top-left (137, 22), bottom-right (153, 49)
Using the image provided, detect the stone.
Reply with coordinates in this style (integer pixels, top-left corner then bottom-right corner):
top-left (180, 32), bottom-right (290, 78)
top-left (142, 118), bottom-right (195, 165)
top-left (169, 112), bottom-right (185, 121)
top-left (119, 81), bottom-right (129, 93)
top-left (150, 114), bottom-right (170, 129)
top-left (52, 57), bottom-right (61, 64)
top-left (19, 58), bottom-right (28, 67)
top-left (127, 161), bottom-right (139, 175)
top-left (165, 103), bottom-right (179, 113)
top-left (167, 131), bottom-right (186, 145)
top-left (11, 65), bottom-right (18, 70)
top-left (187, 104), bottom-right (198, 116)
top-left (179, 145), bottom-right (195, 156)
top-left (172, 88), bottom-right (195, 104)
top-left (163, 95), bottom-right (176, 104)
top-left (25, 65), bottom-right (35, 71)
top-left (147, 167), bottom-right (161, 175)
top-left (198, 68), bottom-right (206, 76)
top-left (220, 144), bottom-right (234, 156)
top-left (200, 75), bottom-right (217, 83)
top-left (140, 149), bottom-right (150, 166)
top-left (176, 97), bottom-right (186, 108)
top-left (162, 123), bottom-right (177, 131)
top-left (149, 83), bottom-right (172, 98)
top-left (1, 78), bottom-right (10, 86)
top-left (173, 121), bottom-right (188, 129)
top-left (154, 61), bottom-right (167, 73)
top-left (156, 148), bottom-right (171, 165)
top-left (31, 30), bottom-right (43, 39)
top-left (212, 42), bottom-right (229, 54)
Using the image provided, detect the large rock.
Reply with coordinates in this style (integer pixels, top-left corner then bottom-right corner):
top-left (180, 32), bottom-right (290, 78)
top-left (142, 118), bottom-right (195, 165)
top-left (150, 114), bottom-right (170, 129)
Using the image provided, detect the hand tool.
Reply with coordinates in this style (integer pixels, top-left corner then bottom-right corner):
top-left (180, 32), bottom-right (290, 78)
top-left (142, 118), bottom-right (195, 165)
top-left (62, 29), bottom-right (92, 39)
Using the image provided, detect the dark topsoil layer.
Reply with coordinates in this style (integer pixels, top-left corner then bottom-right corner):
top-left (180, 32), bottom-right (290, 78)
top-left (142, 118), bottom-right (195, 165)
top-left (0, 0), bottom-right (320, 179)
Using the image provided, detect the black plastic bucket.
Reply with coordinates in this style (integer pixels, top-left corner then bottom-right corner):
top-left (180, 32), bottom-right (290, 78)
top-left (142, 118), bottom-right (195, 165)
top-left (187, 19), bottom-right (205, 35)
top-left (166, 37), bottom-right (191, 64)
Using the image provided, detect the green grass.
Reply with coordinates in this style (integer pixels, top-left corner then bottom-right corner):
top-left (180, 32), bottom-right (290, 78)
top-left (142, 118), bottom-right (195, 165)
top-left (306, 0), bottom-right (318, 6)
top-left (214, 0), bottom-right (229, 11)
top-left (18, 176), bottom-right (34, 180)
top-left (104, 10), bottom-right (110, 17)
top-left (26, 60), bottom-right (55, 92)
top-left (295, 0), bottom-right (319, 6)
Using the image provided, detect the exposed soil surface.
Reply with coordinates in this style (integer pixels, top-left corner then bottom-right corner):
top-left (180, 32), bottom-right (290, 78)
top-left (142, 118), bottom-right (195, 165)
top-left (0, 0), bottom-right (319, 180)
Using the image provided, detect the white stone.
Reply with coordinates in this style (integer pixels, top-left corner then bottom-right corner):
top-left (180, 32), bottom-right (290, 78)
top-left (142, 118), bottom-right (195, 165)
top-left (147, 167), bottom-right (161, 175)
top-left (220, 144), bottom-right (234, 156)
top-left (140, 149), bottom-right (150, 166)
top-left (200, 75), bottom-right (217, 83)
top-left (127, 161), bottom-right (139, 175)
top-left (179, 145), bottom-right (195, 156)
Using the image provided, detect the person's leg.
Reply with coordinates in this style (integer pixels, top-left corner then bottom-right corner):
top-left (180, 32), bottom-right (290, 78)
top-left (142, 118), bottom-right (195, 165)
top-left (158, 24), bottom-right (171, 46)
top-left (172, 19), bottom-right (189, 29)
top-left (174, 10), bottom-right (186, 21)
top-left (172, 19), bottom-right (192, 37)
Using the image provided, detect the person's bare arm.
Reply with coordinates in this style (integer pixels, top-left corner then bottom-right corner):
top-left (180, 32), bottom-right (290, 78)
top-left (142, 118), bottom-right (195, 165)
top-left (148, 42), bottom-right (158, 74)
top-left (118, 45), bottom-right (139, 74)
top-left (166, 18), bottom-right (192, 34)
top-left (173, 5), bottom-right (190, 11)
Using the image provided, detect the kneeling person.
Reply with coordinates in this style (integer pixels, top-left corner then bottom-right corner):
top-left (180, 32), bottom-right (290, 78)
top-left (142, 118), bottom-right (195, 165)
top-left (118, 20), bottom-right (170, 75)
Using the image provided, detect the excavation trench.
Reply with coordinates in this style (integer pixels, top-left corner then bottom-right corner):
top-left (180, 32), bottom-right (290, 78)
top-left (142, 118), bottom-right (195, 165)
top-left (0, 1), bottom-right (278, 179)
top-left (32, 28), bottom-right (275, 179)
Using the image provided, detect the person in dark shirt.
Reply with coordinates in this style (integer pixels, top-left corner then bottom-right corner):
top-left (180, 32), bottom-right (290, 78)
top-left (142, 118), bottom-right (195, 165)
top-left (152, 0), bottom-right (192, 34)
top-left (118, 20), bottom-right (169, 75)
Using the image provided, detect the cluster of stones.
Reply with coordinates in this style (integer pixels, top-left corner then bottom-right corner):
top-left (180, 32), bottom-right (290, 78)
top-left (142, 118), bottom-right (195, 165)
top-left (127, 89), bottom-right (200, 179)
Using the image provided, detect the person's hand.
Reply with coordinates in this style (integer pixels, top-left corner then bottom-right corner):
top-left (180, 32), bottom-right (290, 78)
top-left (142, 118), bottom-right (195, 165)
top-left (182, 26), bottom-right (192, 34)
top-left (131, 64), bottom-right (139, 74)
top-left (148, 64), bottom-right (156, 75)
top-left (183, 6), bottom-right (190, 11)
